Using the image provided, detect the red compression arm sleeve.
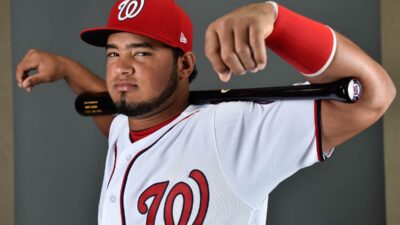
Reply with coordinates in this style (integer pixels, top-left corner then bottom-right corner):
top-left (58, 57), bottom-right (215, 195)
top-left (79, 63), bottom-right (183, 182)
top-left (266, 3), bottom-right (337, 76)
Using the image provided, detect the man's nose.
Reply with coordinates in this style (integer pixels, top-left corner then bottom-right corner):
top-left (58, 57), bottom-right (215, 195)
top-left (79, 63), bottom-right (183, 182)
top-left (115, 57), bottom-right (134, 78)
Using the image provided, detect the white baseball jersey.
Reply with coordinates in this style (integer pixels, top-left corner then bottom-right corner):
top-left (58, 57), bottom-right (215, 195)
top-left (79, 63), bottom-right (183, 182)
top-left (98, 100), bottom-right (327, 225)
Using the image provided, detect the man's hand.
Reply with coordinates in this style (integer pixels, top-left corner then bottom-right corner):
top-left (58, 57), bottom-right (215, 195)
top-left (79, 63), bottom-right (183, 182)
top-left (205, 2), bottom-right (276, 82)
top-left (16, 49), bottom-right (68, 92)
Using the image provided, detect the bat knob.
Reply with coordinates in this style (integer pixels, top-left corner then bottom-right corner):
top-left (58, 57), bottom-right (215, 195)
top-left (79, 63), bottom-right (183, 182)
top-left (347, 79), bottom-right (362, 102)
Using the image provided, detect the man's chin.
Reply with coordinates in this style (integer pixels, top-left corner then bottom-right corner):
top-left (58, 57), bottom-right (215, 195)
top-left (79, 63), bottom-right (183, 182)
top-left (114, 99), bottom-right (161, 118)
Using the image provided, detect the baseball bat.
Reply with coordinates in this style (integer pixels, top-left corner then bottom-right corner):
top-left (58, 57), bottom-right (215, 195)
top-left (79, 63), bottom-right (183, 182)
top-left (75, 77), bottom-right (361, 116)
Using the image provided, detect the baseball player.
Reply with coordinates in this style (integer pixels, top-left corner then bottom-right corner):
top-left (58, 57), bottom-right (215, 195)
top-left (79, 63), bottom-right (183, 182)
top-left (16, 0), bottom-right (395, 224)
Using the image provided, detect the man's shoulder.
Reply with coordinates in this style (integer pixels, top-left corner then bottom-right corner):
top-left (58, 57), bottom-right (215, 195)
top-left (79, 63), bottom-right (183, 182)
top-left (108, 114), bottom-right (129, 143)
top-left (111, 114), bottom-right (128, 127)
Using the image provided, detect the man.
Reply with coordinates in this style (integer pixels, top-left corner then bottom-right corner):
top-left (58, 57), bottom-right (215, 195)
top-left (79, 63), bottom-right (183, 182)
top-left (16, 0), bottom-right (395, 224)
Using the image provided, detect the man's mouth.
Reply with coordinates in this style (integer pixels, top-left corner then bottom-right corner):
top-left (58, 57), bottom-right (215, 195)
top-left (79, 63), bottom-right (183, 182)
top-left (113, 82), bottom-right (138, 92)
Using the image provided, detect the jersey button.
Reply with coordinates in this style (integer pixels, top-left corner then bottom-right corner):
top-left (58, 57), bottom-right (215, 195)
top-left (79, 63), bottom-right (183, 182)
top-left (110, 195), bottom-right (116, 203)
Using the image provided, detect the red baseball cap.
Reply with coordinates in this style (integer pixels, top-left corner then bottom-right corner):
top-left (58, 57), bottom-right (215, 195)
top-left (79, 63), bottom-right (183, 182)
top-left (80, 0), bottom-right (193, 52)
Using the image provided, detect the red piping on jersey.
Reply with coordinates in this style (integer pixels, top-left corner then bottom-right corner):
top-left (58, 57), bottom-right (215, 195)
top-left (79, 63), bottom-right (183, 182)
top-left (314, 100), bottom-right (324, 161)
top-left (107, 144), bottom-right (118, 188)
top-left (119, 111), bottom-right (199, 225)
top-left (130, 114), bottom-right (180, 142)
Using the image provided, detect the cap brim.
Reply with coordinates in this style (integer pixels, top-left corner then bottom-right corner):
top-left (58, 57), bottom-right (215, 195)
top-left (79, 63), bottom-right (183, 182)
top-left (80, 26), bottom-right (186, 51)
top-left (80, 27), bottom-right (137, 47)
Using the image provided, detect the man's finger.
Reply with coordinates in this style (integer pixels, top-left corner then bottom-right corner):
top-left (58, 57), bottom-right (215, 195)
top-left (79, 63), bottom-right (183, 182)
top-left (218, 72), bottom-right (231, 82)
top-left (217, 27), bottom-right (246, 75)
top-left (15, 52), bottom-right (41, 84)
top-left (21, 73), bottom-right (46, 92)
top-left (16, 66), bottom-right (36, 88)
top-left (205, 29), bottom-right (230, 75)
top-left (21, 77), bottom-right (33, 92)
top-left (249, 25), bottom-right (268, 71)
top-left (234, 25), bottom-right (257, 72)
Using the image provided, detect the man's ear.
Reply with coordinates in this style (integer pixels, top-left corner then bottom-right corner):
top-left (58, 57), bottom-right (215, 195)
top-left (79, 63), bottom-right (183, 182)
top-left (177, 51), bottom-right (196, 80)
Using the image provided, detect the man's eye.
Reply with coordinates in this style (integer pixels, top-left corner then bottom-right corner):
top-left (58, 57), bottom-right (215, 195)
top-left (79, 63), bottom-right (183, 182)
top-left (107, 52), bottom-right (118, 57)
top-left (135, 52), bottom-right (151, 57)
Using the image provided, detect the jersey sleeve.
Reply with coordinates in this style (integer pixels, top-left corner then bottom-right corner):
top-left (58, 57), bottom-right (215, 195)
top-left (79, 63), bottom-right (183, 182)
top-left (213, 100), bottom-right (325, 208)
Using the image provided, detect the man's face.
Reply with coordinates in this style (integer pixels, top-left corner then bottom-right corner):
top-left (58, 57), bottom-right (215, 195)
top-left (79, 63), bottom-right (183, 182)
top-left (105, 32), bottom-right (178, 117)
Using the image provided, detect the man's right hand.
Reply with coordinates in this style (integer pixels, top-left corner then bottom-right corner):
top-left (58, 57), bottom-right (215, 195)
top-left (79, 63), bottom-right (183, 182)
top-left (16, 49), bottom-right (69, 92)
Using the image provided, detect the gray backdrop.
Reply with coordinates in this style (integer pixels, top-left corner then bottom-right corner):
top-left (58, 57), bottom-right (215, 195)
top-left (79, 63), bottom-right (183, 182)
top-left (12, 0), bottom-right (385, 224)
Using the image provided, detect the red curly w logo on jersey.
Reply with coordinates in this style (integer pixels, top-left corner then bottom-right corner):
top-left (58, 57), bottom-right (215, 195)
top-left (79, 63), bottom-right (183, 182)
top-left (138, 170), bottom-right (209, 225)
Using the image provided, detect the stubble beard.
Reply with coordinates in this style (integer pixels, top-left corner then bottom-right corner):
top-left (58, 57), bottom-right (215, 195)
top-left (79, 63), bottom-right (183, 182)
top-left (114, 64), bottom-right (178, 117)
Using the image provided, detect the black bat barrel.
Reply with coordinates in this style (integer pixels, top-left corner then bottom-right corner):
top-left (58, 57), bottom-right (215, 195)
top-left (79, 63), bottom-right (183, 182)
top-left (189, 77), bottom-right (361, 104)
top-left (75, 92), bottom-right (116, 116)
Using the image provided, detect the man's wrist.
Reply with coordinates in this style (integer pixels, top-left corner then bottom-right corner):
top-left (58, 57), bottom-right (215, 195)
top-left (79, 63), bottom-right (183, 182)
top-left (58, 55), bottom-right (75, 79)
top-left (265, 1), bottom-right (278, 22)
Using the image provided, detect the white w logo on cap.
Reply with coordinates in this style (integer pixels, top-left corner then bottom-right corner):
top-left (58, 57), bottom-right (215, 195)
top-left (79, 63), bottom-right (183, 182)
top-left (118, 0), bottom-right (145, 21)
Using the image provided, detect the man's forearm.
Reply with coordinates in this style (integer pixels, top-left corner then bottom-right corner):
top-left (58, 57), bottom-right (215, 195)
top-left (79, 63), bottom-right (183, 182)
top-left (60, 55), bottom-right (107, 95)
